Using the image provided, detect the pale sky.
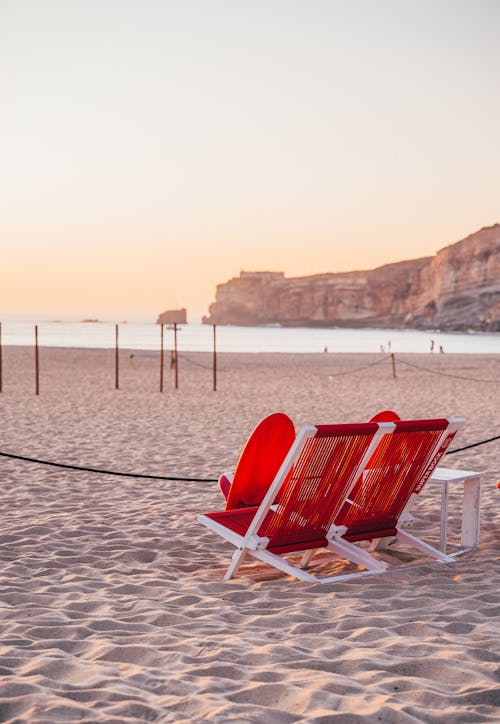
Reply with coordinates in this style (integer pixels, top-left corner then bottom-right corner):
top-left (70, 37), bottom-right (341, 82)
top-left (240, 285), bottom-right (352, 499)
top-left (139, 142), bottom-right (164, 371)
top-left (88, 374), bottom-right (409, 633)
top-left (1, 0), bottom-right (499, 322)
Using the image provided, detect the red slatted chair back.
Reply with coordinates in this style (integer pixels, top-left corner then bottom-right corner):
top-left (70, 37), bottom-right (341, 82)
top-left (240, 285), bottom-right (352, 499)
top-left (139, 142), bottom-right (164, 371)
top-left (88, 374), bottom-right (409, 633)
top-left (337, 419), bottom-right (457, 540)
top-left (257, 423), bottom-right (379, 551)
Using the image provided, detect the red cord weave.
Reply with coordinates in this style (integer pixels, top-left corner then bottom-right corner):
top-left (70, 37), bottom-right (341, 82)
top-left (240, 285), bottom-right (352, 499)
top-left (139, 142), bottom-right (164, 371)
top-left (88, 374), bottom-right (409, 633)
top-left (337, 419), bottom-right (455, 537)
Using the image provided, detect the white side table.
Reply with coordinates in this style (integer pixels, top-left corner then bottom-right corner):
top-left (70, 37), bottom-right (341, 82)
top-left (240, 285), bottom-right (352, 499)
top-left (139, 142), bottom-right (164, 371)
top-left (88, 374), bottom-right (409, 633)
top-left (430, 467), bottom-right (483, 553)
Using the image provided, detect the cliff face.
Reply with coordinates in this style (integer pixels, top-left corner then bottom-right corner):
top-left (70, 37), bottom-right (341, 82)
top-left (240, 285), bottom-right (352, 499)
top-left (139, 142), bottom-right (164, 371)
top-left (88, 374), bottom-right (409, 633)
top-left (203, 225), bottom-right (500, 331)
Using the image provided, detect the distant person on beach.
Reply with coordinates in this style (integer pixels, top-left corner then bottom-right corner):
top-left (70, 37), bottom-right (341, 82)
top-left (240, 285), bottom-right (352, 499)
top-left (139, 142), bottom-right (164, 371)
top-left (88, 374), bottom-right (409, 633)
top-left (430, 339), bottom-right (435, 353)
top-left (380, 344), bottom-right (385, 354)
top-left (439, 345), bottom-right (444, 353)
top-left (387, 340), bottom-right (391, 352)
top-left (323, 346), bottom-right (328, 353)
top-left (129, 353), bottom-right (135, 366)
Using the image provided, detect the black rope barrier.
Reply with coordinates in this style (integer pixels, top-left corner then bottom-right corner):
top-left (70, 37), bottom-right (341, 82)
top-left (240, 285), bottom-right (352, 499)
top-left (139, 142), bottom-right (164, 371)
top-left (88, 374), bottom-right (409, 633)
top-left (396, 358), bottom-right (500, 384)
top-left (446, 434), bottom-right (500, 455)
top-left (176, 352), bottom-right (213, 370)
top-left (0, 452), bottom-right (217, 482)
top-left (321, 353), bottom-right (500, 384)
top-left (327, 355), bottom-right (391, 377)
top-left (0, 432), bottom-right (497, 482)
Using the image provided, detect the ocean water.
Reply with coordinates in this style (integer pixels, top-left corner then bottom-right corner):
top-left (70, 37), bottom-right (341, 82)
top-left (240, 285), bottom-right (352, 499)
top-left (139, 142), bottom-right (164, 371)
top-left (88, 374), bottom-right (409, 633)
top-left (1, 322), bottom-right (499, 354)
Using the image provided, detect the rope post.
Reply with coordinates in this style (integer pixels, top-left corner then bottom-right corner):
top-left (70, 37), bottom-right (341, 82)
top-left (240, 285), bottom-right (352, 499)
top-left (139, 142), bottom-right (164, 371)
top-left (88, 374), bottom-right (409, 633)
top-left (391, 353), bottom-right (397, 380)
top-left (35, 324), bottom-right (39, 395)
top-left (0, 322), bottom-right (2, 393)
top-left (115, 324), bottom-right (119, 390)
top-left (173, 322), bottom-right (178, 389)
top-left (160, 323), bottom-right (164, 393)
top-left (213, 324), bottom-right (217, 392)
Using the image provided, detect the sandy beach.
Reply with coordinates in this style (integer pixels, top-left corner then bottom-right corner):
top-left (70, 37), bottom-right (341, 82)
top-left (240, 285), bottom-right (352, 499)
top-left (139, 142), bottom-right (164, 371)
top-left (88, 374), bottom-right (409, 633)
top-left (0, 347), bottom-right (499, 723)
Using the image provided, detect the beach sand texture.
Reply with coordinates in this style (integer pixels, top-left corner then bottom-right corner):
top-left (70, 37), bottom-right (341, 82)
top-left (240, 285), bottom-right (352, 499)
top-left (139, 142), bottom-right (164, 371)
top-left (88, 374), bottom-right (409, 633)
top-left (0, 348), bottom-right (499, 723)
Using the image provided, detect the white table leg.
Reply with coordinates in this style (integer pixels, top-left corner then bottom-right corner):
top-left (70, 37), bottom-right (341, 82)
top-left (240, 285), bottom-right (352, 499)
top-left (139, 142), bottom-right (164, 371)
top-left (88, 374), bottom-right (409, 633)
top-left (461, 476), bottom-right (482, 548)
top-left (440, 480), bottom-right (449, 553)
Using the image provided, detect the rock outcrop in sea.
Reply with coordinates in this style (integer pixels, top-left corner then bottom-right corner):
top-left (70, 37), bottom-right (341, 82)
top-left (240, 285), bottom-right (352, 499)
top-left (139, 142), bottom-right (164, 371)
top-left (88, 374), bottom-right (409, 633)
top-left (156, 308), bottom-right (187, 324)
top-left (202, 225), bottom-right (500, 331)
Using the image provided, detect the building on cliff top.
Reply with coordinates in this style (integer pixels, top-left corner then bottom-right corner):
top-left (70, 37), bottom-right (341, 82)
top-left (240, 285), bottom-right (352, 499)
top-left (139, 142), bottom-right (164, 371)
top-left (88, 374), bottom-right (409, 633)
top-left (239, 271), bottom-right (285, 280)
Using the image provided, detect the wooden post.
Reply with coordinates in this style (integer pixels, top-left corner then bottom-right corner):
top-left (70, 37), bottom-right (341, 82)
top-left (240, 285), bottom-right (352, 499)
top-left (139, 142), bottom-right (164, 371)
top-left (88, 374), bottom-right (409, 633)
top-left (0, 322), bottom-right (2, 393)
top-left (160, 323), bottom-right (164, 392)
top-left (391, 353), bottom-right (397, 380)
top-left (115, 324), bottom-right (119, 390)
top-left (35, 324), bottom-right (39, 395)
top-left (173, 322), bottom-right (178, 389)
top-left (213, 324), bottom-right (217, 392)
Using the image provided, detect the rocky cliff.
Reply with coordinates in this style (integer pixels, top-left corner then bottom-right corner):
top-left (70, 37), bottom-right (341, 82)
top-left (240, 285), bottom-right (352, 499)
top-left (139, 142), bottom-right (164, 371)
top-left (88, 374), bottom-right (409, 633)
top-left (203, 225), bottom-right (500, 331)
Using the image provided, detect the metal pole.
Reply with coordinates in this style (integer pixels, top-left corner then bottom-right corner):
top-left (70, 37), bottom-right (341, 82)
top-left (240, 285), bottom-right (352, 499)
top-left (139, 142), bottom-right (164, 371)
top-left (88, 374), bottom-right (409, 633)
top-left (213, 324), bottom-right (217, 392)
top-left (115, 324), bottom-right (119, 390)
top-left (391, 353), bottom-right (397, 380)
top-left (0, 322), bottom-right (2, 393)
top-left (173, 322), bottom-right (178, 389)
top-left (160, 323), bottom-right (164, 392)
top-left (35, 324), bottom-right (39, 395)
